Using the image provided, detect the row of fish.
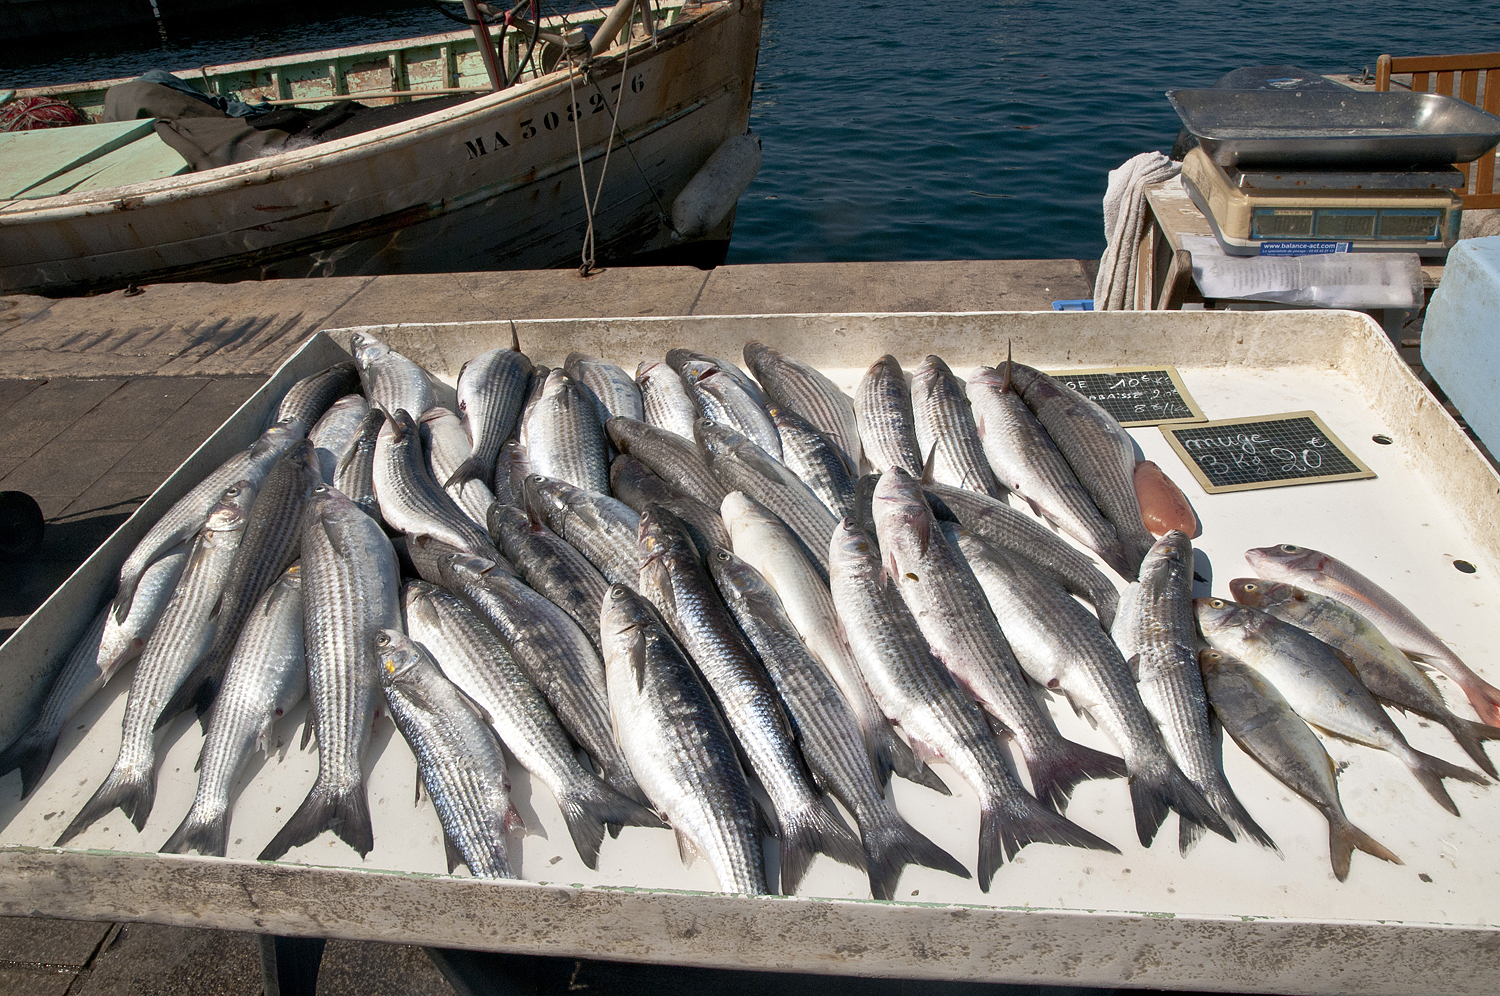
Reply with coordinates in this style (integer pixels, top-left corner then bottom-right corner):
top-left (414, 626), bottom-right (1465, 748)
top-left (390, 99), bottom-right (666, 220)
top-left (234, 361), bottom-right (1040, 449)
top-left (4, 331), bottom-right (1494, 897)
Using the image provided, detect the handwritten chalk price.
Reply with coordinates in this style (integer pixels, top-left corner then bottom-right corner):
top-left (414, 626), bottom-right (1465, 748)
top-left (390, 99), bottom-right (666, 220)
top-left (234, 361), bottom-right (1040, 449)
top-left (1161, 412), bottom-right (1374, 494)
top-left (1044, 365), bottom-right (1205, 427)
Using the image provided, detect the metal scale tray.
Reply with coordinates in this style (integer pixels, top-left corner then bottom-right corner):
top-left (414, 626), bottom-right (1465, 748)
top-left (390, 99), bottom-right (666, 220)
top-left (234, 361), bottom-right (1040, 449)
top-left (1166, 89), bottom-right (1500, 169)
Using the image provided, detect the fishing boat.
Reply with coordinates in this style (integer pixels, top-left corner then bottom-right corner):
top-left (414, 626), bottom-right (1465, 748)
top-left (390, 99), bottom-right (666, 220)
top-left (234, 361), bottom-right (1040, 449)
top-left (0, 0), bottom-right (765, 295)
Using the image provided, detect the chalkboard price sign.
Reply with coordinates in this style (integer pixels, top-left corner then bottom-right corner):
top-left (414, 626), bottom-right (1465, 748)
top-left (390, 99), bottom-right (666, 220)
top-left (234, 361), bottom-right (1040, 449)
top-left (1045, 365), bottom-right (1205, 427)
top-left (1161, 411), bottom-right (1375, 494)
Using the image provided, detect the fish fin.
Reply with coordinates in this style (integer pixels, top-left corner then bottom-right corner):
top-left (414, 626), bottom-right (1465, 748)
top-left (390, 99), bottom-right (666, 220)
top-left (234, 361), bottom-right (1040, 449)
top-left (414, 775), bottom-right (423, 806)
top-left (1001, 342), bottom-right (1014, 394)
top-left (444, 830), bottom-right (464, 874)
top-left (55, 762), bottom-right (155, 846)
top-left (443, 457), bottom-right (483, 490)
top-left (1403, 747), bottom-right (1488, 816)
top-left (300, 698), bottom-right (319, 751)
top-left (1446, 717), bottom-right (1500, 778)
top-left (1020, 737), bottom-right (1128, 813)
top-left (559, 779), bottom-right (665, 870)
top-left (258, 777), bottom-right (373, 860)
top-left (1125, 653), bottom-right (1141, 681)
top-left (0, 730), bottom-right (59, 799)
top-left (155, 660), bottom-right (223, 734)
top-left (504, 804), bottom-right (527, 836)
top-left (903, 732), bottom-right (947, 767)
top-left (1203, 778), bottom-right (1280, 855)
top-left (919, 443), bottom-right (940, 487)
top-left (862, 812), bottom-right (970, 901)
top-left (1327, 811), bottom-right (1401, 882)
top-left (1454, 674), bottom-right (1500, 728)
top-left (1330, 647), bottom-right (1362, 680)
top-left (675, 828), bottom-right (701, 867)
top-left (778, 798), bottom-right (865, 896)
top-left (631, 633), bottom-right (649, 693)
top-left (980, 791), bottom-right (1119, 894)
top-left (1316, 576), bottom-right (1390, 618)
top-left (1129, 757), bottom-right (1233, 849)
top-left (160, 806), bottom-right (229, 858)
top-left (509, 319), bottom-right (521, 353)
top-left (1178, 817), bottom-right (1206, 857)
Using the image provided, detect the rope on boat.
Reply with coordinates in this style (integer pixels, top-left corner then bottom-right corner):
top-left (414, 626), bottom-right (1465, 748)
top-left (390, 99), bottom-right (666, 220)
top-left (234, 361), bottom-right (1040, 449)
top-left (567, 29), bottom-right (631, 277)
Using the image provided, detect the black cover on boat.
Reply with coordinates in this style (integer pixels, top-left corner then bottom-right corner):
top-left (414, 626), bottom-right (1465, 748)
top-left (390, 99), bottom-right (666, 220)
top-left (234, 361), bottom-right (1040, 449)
top-left (103, 80), bottom-right (294, 170)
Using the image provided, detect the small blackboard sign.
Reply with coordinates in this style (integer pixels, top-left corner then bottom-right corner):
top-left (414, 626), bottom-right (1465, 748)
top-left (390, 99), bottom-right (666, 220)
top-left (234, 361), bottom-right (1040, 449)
top-left (1161, 411), bottom-right (1375, 494)
top-left (1045, 365), bottom-right (1205, 427)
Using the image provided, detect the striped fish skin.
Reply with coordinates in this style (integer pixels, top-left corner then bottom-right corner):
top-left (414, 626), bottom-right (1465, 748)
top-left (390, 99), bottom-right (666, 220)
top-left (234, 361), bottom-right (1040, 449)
top-left (1196, 597), bottom-right (1489, 817)
top-left (378, 629), bottom-right (516, 879)
top-left (1116, 534), bottom-right (1275, 855)
top-left (854, 356), bottom-right (922, 476)
top-left (309, 394), bottom-right (369, 484)
top-left (335, 407), bottom-right (385, 523)
top-left (1245, 543), bottom-right (1500, 727)
top-left (606, 416), bottom-right (728, 509)
top-left (454, 345), bottom-right (532, 487)
top-left (161, 440), bottom-right (319, 727)
top-left (923, 482), bottom-right (1120, 629)
top-left (1200, 649), bottom-right (1401, 882)
top-left (665, 350), bottom-right (769, 407)
top-left (488, 503), bottom-right (610, 649)
top-left (721, 491), bottom-right (941, 794)
top-left (609, 456), bottom-right (730, 566)
top-left (600, 584), bottom-right (767, 895)
top-left (566, 353), bottom-right (645, 424)
top-left (521, 474), bottom-right (640, 587)
top-left (767, 403), bottom-right (857, 520)
top-left (259, 485), bottom-right (400, 861)
top-left (742, 341), bottom-right (862, 468)
top-left (436, 552), bottom-right (645, 806)
top-left (635, 360), bottom-right (699, 440)
top-left (277, 362), bottom-right (360, 435)
top-left (947, 517), bottom-right (1228, 848)
top-left (0, 547), bottom-right (188, 798)
top-left (911, 355), bottom-right (1003, 499)
top-left (374, 409), bottom-right (497, 558)
top-left (112, 421), bottom-right (300, 622)
top-left (352, 332), bottom-right (436, 419)
top-left (637, 505), bottom-right (864, 895)
top-left (420, 407), bottom-right (495, 528)
top-left (57, 480), bottom-right (258, 847)
top-left (1231, 577), bottom-right (1500, 778)
top-left (1007, 362), bottom-right (1153, 578)
top-left (521, 369), bottom-right (611, 496)
top-left (490, 438), bottom-right (531, 508)
top-left (404, 582), bottom-right (662, 868)
top-left (709, 549), bottom-right (968, 899)
top-left (696, 419), bottom-right (836, 576)
top-left (965, 366), bottom-right (1130, 576)
top-left (684, 368), bottom-right (782, 460)
top-left (827, 518), bottom-right (1113, 892)
top-left (161, 564), bottom-right (307, 858)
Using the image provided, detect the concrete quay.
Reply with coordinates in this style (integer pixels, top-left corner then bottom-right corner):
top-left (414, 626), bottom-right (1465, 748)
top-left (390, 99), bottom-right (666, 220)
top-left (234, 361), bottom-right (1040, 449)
top-left (0, 258), bottom-right (1168, 996)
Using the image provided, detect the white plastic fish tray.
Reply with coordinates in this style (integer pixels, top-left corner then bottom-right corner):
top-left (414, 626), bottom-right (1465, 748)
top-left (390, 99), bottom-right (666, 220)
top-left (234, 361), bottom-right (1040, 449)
top-left (1, 311), bottom-right (1497, 995)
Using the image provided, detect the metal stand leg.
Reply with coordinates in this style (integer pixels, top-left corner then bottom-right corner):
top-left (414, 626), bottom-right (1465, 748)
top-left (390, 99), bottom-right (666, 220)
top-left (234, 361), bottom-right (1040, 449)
top-left (258, 935), bottom-right (326, 996)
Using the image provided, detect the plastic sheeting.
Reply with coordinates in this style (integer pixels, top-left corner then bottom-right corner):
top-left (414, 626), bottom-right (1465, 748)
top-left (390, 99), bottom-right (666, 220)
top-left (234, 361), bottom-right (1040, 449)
top-left (1180, 234), bottom-right (1424, 310)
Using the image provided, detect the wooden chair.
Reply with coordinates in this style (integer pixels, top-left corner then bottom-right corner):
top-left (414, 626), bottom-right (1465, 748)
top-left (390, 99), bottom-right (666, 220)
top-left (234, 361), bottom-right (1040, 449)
top-left (1375, 52), bottom-right (1500, 209)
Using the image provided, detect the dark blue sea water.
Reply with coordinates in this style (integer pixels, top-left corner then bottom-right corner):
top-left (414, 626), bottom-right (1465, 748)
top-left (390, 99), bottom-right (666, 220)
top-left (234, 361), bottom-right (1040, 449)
top-left (6, 0), bottom-right (1500, 263)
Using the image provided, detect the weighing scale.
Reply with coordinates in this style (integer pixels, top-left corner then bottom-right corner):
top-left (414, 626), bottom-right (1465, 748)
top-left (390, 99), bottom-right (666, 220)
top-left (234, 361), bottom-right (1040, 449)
top-left (1179, 146), bottom-right (1463, 256)
top-left (1166, 88), bottom-right (1500, 258)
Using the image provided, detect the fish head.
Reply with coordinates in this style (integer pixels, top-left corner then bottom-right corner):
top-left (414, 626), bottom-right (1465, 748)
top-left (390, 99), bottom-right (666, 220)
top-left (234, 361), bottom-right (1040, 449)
top-left (871, 468), bottom-right (932, 547)
top-left (350, 333), bottom-right (390, 369)
top-left (1193, 595), bottom-right (1261, 639)
top-left (375, 629), bottom-right (429, 688)
top-left (638, 503), bottom-right (696, 563)
top-left (434, 549), bottom-right (493, 589)
top-left (1143, 530), bottom-right (1193, 572)
top-left (693, 418), bottom-right (735, 455)
top-left (486, 502), bottom-right (528, 544)
top-left (868, 355), bottom-right (905, 381)
top-left (1228, 577), bottom-right (1298, 610)
top-left (705, 547), bottom-right (757, 602)
top-left (1245, 543), bottom-right (1327, 579)
top-left (205, 479), bottom-right (258, 532)
top-left (913, 354), bottom-right (956, 392)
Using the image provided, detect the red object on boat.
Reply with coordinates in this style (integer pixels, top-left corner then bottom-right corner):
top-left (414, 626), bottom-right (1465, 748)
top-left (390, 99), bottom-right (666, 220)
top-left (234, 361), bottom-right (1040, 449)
top-left (0, 96), bottom-right (87, 132)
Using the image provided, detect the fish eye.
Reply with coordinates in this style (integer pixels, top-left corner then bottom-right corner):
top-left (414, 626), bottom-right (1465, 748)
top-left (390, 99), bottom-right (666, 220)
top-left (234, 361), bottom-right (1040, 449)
top-left (715, 551), bottom-right (730, 561)
top-left (1280, 544), bottom-right (1299, 553)
top-left (375, 633), bottom-right (390, 647)
top-left (1242, 583), bottom-right (1257, 591)
top-left (1209, 598), bottom-right (1224, 608)
top-left (610, 585), bottom-right (627, 600)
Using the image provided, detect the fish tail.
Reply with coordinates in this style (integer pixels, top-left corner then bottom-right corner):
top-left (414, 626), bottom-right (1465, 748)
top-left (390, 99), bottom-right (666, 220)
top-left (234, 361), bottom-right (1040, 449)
top-left (1444, 717), bottom-right (1500, 779)
top-left (55, 762), bottom-right (155, 846)
top-left (258, 778), bottom-right (373, 861)
top-left (1178, 817), bottom-right (1206, 856)
top-left (877, 724), bottom-right (950, 795)
top-left (986, 793), bottom-right (1119, 893)
top-left (1404, 747), bottom-right (1488, 817)
top-left (159, 804), bottom-right (229, 858)
top-left (0, 729), bottom-right (60, 799)
top-left (1129, 756), bottom-right (1233, 848)
top-left (861, 810), bottom-right (970, 901)
top-left (558, 779), bottom-right (666, 870)
top-left (778, 798), bottom-right (866, 896)
top-left (1204, 779), bottom-right (1279, 854)
top-left (1454, 671), bottom-right (1500, 728)
top-left (599, 759), bottom-right (653, 809)
top-left (443, 456), bottom-right (484, 490)
top-left (1327, 811), bottom-right (1402, 882)
top-left (1022, 738), bottom-right (1128, 813)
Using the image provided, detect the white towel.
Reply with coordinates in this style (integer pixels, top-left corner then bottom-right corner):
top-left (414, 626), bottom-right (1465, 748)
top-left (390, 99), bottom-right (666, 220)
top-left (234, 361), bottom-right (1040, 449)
top-left (1093, 151), bottom-right (1181, 311)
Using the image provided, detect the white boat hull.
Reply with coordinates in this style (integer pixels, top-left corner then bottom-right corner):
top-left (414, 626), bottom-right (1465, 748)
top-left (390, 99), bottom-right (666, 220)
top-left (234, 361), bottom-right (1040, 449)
top-left (0, 0), bottom-right (763, 294)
